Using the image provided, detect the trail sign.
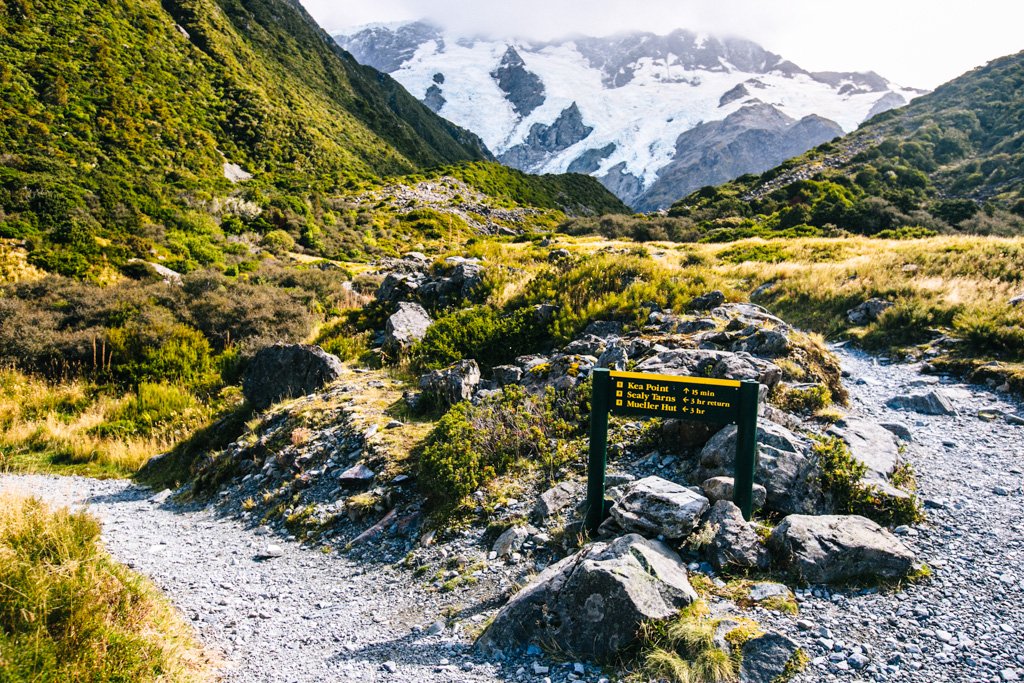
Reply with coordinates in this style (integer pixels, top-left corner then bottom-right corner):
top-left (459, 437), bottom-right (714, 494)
top-left (585, 369), bottom-right (761, 532)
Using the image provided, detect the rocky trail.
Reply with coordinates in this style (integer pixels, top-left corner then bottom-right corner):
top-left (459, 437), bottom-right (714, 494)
top-left (3, 346), bottom-right (1024, 683)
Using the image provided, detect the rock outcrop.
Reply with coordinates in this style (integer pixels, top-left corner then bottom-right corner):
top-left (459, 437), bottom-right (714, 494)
top-left (609, 476), bottom-right (709, 539)
top-left (477, 534), bottom-right (697, 660)
top-left (242, 344), bottom-right (343, 410)
top-left (769, 514), bottom-right (915, 583)
top-left (384, 302), bottom-right (432, 351)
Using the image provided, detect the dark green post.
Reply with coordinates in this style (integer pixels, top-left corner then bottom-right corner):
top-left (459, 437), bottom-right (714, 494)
top-left (585, 368), bottom-right (611, 534)
top-left (733, 381), bottom-right (760, 521)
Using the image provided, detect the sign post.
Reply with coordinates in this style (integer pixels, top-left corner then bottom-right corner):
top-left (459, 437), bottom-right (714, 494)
top-left (584, 369), bottom-right (761, 533)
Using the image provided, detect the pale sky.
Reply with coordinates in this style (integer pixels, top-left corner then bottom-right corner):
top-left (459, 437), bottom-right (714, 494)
top-left (300, 0), bottom-right (1024, 90)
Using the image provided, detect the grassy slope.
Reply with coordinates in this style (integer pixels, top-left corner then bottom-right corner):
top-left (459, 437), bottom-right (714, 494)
top-left (0, 493), bottom-right (212, 681)
top-left (666, 50), bottom-right (1024, 235)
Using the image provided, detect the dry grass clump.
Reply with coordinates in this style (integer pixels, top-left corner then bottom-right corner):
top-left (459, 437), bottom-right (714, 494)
top-left (0, 369), bottom-right (206, 478)
top-left (0, 493), bottom-right (213, 681)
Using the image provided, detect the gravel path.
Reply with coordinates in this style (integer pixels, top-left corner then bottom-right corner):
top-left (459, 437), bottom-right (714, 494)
top-left (761, 347), bottom-right (1024, 683)
top-left (0, 476), bottom-right (511, 683)
top-left (4, 347), bottom-right (1024, 683)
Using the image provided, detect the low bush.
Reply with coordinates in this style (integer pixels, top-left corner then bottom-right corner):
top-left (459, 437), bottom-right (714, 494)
top-left (417, 384), bottom-right (588, 510)
top-left (410, 306), bottom-right (547, 372)
top-left (814, 436), bottom-right (924, 527)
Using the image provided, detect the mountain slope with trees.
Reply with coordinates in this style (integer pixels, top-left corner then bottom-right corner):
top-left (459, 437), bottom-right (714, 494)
top-left (666, 50), bottom-right (1024, 237)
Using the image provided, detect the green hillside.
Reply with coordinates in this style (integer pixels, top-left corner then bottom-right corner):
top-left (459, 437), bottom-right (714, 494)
top-left (0, 0), bottom-right (501, 275)
top-left (665, 50), bottom-right (1024, 238)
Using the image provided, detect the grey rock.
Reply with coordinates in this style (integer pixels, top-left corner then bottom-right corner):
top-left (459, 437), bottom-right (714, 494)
top-left (826, 417), bottom-right (899, 484)
top-left (700, 421), bottom-right (824, 515)
top-left (1009, 292), bottom-right (1024, 306)
top-left (533, 481), bottom-right (581, 521)
top-left (419, 360), bottom-right (481, 408)
top-left (704, 500), bottom-right (770, 571)
top-left (338, 463), bottom-right (375, 485)
top-left (748, 582), bottom-right (792, 602)
top-left (596, 343), bottom-right (628, 371)
top-left (493, 526), bottom-right (532, 557)
top-left (491, 365), bottom-right (523, 386)
top-left (490, 46), bottom-right (545, 117)
top-left (701, 476), bottom-right (767, 511)
top-left (689, 290), bottom-right (726, 311)
top-left (847, 298), bottom-right (894, 325)
top-left (879, 421), bottom-right (913, 442)
top-left (769, 514), bottom-right (915, 583)
top-left (610, 476), bottom-right (710, 539)
top-left (499, 102), bottom-right (593, 171)
top-left (242, 344), bottom-right (344, 410)
top-left (886, 390), bottom-right (958, 416)
top-left (477, 534), bottom-right (697, 660)
top-left (385, 302), bottom-right (432, 351)
top-left (739, 633), bottom-right (802, 683)
top-left (149, 489), bottom-right (172, 504)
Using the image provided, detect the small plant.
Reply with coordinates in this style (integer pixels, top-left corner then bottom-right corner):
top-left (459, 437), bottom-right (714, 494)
top-left (814, 436), bottom-right (925, 526)
top-left (241, 497), bottom-right (256, 511)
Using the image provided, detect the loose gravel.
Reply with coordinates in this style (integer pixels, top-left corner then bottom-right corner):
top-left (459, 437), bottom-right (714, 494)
top-left (4, 346), bottom-right (1024, 682)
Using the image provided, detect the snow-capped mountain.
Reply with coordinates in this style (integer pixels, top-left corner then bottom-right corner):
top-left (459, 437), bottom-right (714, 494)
top-left (336, 23), bottom-right (924, 210)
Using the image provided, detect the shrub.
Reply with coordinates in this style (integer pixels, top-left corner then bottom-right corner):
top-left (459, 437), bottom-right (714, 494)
top-left (814, 436), bottom-right (924, 526)
top-left (417, 384), bottom-right (588, 510)
top-left (410, 306), bottom-right (546, 372)
top-left (261, 229), bottom-right (296, 255)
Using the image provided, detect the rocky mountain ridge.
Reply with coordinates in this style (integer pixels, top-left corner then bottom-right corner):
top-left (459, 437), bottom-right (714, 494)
top-left (336, 23), bottom-right (924, 210)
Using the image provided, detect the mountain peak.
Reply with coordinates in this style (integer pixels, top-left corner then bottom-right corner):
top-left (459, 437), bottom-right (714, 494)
top-left (336, 21), bottom-right (923, 210)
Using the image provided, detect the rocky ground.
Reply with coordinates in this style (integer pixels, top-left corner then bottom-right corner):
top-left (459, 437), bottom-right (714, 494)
top-left (3, 345), bottom-right (1023, 683)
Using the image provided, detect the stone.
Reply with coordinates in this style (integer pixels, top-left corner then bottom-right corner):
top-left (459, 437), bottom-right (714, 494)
top-left (493, 526), bottom-right (532, 557)
top-left (662, 419), bottom-right (722, 449)
top-left (739, 633), bottom-right (802, 683)
top-left (689, 290), bottom-right (726, 311)
top-left (262, 544), bottom-right (284, 559)
top-left (769, 514), bottom-right (915, 583)
top-left (149, 489), bottom-right (172, 504)
top-left (701, 476), bottom-right (768, 511)
top-left (703, 500), bottom-right (770, 571)
top-left (338, 463), bottom-right (375, 486)
top-left (886, 390), bottom-right (958, 416)
top-left (533, 482), bottom-right (581, 521)
top-left (879, 421), bottom-right (913, 442)
top-left (596, 343), bottom-right (628, 371)
top-left (419, 360), bottom-right (481, 408)
top-left (583, 320), bottom-right (624, 338)
top-left (827, 417), bottom-right (905, 491)
top-left (847, 298), bottom-right (894, 325)
top-left (242, 344), bottom-right (344, 410)
top-left (491, 365), bottom-right (523, 386)
top-left (384, 302), bottom-right (432, 351)
top-left (734, 329), bottom-right (790, 357)
top-left (1009, 292), bottom-right (1024, 306)
top-left (699, 421), bottom-right (824, 515)
top-left (748, 582), bottom-right (791, 602)
top-left (477, 534), bottom-right (697, 661)
top-left (609, 476), bottom-right (709, 539)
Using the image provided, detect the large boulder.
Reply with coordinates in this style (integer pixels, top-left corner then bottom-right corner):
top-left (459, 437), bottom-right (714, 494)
top-left (769, 514), bottom-right (915, 583)
top-left (384, 302), bottom-right (432, 351)
top-left (418, 360), bottom-right (481, 408)
top-left (886, 390), bottom-right (958, 416)
top-left (476, 534), bottom-right (697, 661)
top-left (609, 476), bottom-right (709, 539)
top-left (703, 500), bottom-right (770, 571)
top-left (825, 417), bottom-right (915, 507)
top-left (242, 344), bottom-right (343, 410)
top-left (699, 421), bottom-right (825, 515)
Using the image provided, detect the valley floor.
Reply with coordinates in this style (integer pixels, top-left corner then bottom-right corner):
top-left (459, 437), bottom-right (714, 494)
top-left (3, 347), bottom-right (1024, 683)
